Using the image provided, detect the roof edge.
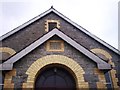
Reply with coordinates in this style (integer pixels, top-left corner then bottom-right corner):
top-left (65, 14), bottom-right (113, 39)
top-left (0, 7), bottom-right (119, 55)
top-left (51, 8), bottom-right (120, 55)
top-left (0, 28), bottom-right (111, 70)
top-left (0, 7), bottom-right (53, 41)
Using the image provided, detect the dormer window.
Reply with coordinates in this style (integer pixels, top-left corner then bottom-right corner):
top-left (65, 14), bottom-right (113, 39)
top-left (45, 20), bottom-right (60, 32)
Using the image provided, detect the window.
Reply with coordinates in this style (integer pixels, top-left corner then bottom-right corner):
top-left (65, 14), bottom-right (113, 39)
top-left (0, 47), bottom-right (16, 63)
top-left (104, 71), bottom-right (113, 89)
top-left (46, 40), bottom-right (64, 52)
top-left (45, 20), bottom-right (60, 32)
top-left (48, 22), bottom-right (57, 31)
top-left (0, 71), bottom-right (3, 90)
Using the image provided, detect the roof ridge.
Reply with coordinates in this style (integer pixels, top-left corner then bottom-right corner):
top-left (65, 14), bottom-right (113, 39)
top-left (0, 7), bottom-right (119, 55)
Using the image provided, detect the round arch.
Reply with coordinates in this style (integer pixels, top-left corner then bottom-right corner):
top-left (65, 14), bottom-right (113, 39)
top-left (90, 48), bottom-right (112, 60)
top-left (0, 47), bottom-right (16, 55)
top-left (23, 55), bottom-right (88, 89)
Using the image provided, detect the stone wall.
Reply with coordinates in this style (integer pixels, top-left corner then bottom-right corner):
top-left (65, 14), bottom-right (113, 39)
top-left (1, 12), bottom-right (120, 89)
top-left (11, 37), bottom-right (97, 88)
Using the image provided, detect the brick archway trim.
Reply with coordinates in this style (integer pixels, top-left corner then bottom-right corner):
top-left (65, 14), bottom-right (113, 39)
top-left (23, 55), bottom-right (89, 89)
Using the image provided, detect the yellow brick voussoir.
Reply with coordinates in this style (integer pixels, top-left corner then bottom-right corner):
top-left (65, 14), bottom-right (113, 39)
top-left (26, 67), bottom-right (39, 75)
top-left (0, 47), bottom-right (16, 55)
top-left (25, 55), bottom-right (85, 89)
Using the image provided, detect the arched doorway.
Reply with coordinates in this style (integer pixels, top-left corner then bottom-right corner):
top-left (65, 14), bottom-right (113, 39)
top-left (23, 55), bottom-right (89, 89)
top-left (35, 66), bottom-right (76, 90)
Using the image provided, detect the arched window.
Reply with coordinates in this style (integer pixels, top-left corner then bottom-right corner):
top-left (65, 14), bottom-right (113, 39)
top-left (0, 47), bottom-right (16, 62)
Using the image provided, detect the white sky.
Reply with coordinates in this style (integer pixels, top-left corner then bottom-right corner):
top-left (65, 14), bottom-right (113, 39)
top-left (0, 0), bottom-right (119, 49)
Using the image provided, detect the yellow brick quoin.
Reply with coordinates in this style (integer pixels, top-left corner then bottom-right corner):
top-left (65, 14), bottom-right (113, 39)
top-left (4, 69), bottom-right (16, 89)
top-left (91, 48), bottom-right (119, 89)
top-left (94, 68), bottom-right (107, 89)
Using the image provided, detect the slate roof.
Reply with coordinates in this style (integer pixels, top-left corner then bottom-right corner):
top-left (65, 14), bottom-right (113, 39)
top-left (0, 28), bottom-right (111, 70)
top-left (0, 7), bottom-right (119, 55)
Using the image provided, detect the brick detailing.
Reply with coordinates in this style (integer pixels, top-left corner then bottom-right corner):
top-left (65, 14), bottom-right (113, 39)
top-left (23, 55), bottom-right (89, 89)
top-left (109, 59), bottom-right (119, 89)
top-left (0, 47), bottom-right (16, 55)
top-left (91, 48), bottom-right (112, 61)
top-left (46, 40), bottom-right (64, 52)
top-left (45, 20), bottom-right (60, 32)
top-left (91, 48), bottom-right (119, 88)
top-left (4, 69), bottom-right (16, 90)
top-left (94, 68), bottom-right (107, 89)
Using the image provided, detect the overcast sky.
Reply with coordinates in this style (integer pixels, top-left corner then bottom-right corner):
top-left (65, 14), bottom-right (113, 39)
top-left (0, 0), bottom-right (119, 49)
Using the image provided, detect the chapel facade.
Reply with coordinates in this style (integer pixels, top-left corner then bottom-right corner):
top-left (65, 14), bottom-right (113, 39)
top-left (0, 7), bottom-right (120, 90)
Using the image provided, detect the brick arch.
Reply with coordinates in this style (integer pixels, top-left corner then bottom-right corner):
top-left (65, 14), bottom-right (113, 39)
top-left (0, 47), bottom-right (16, 55)
top-left (23, 55), bottom-right (88, 89)
top-left (91, 48), bottom-right (119, 88)
top-left (90, 48), bottom-right (112, 60)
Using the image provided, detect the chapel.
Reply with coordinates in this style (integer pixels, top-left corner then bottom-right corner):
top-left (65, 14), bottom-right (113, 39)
top-left (0, 7), bottom-right (120, 90)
